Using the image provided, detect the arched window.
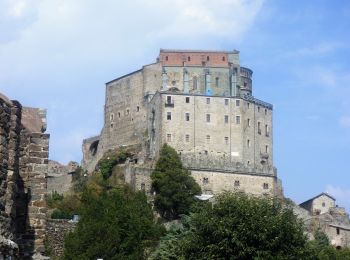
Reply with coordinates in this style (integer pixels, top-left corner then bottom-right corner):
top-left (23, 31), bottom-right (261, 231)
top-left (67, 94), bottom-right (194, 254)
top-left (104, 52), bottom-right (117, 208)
top-left (193, 76), bottom-right (197, 90)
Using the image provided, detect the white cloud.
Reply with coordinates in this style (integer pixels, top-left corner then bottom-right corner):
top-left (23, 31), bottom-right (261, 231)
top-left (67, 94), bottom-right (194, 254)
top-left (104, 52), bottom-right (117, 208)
top-left (325, 185), bottom-right (350, 210)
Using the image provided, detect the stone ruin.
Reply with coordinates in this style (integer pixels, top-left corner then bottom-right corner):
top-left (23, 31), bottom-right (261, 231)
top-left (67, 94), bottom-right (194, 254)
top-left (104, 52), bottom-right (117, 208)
top-left (0, 93), bottom-right (49, 259)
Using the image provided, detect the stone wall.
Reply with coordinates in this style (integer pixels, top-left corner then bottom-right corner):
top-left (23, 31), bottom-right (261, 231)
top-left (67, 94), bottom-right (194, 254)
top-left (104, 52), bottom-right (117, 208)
top-left (45, 219), bottom-right (76, 258)
top-left (47, 160), bottom-right (78, 195)
top-left (0, 93), bottom-right (49, 258)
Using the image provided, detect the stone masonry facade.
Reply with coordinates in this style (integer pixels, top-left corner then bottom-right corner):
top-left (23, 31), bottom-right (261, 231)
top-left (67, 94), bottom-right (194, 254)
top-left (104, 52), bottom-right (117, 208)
top-left (82, 49), bottom-right (283, 197)
top-left (0, 93), bottom-right (49, 259)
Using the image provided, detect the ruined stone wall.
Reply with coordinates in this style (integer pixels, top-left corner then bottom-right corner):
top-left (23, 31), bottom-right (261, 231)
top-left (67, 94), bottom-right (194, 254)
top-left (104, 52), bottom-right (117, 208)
top-left (0, 93), bottom-right (49, 258)
top-left (47, 160), bottom-right (78, 195)
top-left (45, 219), bottom-right (76, 258)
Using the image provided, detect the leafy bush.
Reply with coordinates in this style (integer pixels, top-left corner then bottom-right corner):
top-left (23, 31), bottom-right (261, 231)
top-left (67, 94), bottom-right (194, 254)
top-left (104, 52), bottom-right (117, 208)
top-left (98, 149), bottom-right (131, 180)
top-left (47, 191), bottom-right (64, 209)
top-left (51, 209), bottom-right (73, 220)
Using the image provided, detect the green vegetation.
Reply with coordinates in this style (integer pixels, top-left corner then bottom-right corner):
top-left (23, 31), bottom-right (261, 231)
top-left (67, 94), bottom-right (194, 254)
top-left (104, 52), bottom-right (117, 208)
top-left (62, 175), bottom-right (165, 260)
top-left (151, 144), bottom-right (201, 220)
top-left (98, 148), bottom-right (132, 180)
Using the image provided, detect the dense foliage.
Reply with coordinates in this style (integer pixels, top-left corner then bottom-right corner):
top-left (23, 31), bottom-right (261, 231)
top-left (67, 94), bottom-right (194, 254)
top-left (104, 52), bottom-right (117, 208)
top-left (151, 144), bottom-right (201, 220)
top-left (98, 148), bottom-right (131, 180)
top-left (152, 193), bottom-right (311, 259)
top-left (62, 175), bottom-right (164, 260)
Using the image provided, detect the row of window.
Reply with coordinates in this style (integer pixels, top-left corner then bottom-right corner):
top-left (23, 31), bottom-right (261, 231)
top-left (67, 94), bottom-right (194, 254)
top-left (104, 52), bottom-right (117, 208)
top-left (165, 55), bottom-right (226, 62)
top-left (168, 96), bottom-right (241, 106)
top-left (202, 178), bottom-right (269, 189)
top-left (166, 111), bottom-right (241, 124)
top-left (110, 106), bottom-right (140, 121)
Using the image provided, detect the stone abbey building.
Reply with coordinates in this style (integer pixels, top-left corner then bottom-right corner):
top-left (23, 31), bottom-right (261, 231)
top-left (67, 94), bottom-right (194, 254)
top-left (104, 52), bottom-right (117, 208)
top-left (82, 49), bottom-right (283, 197)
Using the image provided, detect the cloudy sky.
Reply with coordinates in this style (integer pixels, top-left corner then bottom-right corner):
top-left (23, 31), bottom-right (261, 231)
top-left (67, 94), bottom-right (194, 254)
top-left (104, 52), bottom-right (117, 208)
top-left (1, 0), bottom-right (349, 210)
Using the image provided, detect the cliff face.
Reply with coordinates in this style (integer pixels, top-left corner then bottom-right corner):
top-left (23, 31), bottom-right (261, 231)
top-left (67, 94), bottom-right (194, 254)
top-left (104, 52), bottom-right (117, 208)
top-left (0, 93), bottom-right (49, 259)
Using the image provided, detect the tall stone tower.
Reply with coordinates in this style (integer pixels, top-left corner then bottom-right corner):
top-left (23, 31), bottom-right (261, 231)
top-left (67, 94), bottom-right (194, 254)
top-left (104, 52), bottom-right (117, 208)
top-left (82, 49), bottom-right (283, 197)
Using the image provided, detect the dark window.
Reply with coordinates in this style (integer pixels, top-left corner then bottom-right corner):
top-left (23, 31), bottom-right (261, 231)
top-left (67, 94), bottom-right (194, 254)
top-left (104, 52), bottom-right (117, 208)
top-left (203, 177), bottom-right (209, 184)
top-left (185, 134), bottom-right (190, 142)
top-left (236, 116), bottom-right (241, 124)
top-left (215, 77), bottom-right (219, 87)
top-left (224, 115), bottom-right (229, 124)
top-left (167, 112), bottom-right (171, 120)
top-left (167, 96), bottom-right (172, 104)
top-left (167, 134), bottom-right (171, 142)
top-left (224, 136), bottom-right (229, 144)
top-left (186, 97), bottom-right (190, 103)
top-left (165, 56), bottom-right (168, 61)
top-left (222, 56), bottom-right (225, 61)
top-left (247, 139), bottom-right (250, 147)
top-left (206, 98), bottom-right (210, 104)
top-left (234, 180), bottom-right (240, 187)
top-left (236, 100), bottom-right (240, 106)
top-left (137, 106), bottom-right (140, 112)
top-left (225, 99), bottom-right (229, 105)
top-left (206, 114), bottom-right (211, 122)
top-left (265, 108), bottom-right (267, 115)
top-left (265, 145), bottom-right (268, 153)
top-left (126, 109), bottom-right (129, 115)
top-left (263, 183), bottom-right (269, 189)
top-left (193, 76), bottom-right (197, 90)
top-left (258, 122), bottom-right (261, 134)
top-left (258, 106), bottom-right (260, 112)
top-left (337, 228), bottom-right (340, 235)
top-left (188, 56), bottom-right (191, 61)
top-left (118, 112), bottom-right (121, 118)
top-left (207, 56), bottom-right (210, 61)
top-left (185, 113), bottom-right (190, 121)
top-left (206, 135), bottom-right (210, 143)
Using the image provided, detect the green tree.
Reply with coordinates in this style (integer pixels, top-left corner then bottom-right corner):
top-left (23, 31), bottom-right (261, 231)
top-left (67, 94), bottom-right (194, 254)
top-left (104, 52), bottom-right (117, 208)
top-left (62, 184), bottom-right (164, 260)
top-left (154, 193), bottom-right (311, 259)
top-left (151, 144), bottom-right (201, 220)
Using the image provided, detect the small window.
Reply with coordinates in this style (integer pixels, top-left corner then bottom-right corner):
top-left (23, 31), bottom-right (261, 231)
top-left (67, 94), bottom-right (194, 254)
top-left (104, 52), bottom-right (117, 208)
top-left (126, 109), bottom-right (129, 115)
top-left (203, 177), bottom-right (209, 184)
top-left (265, 109), bottom-right (267, 115)
top-left (236, 116), bottom-right (241, 124)
top-left (206, 114), bottom-right (211, 122)
top-left (258, 122), bottom-right (261, 134)
top-left (167, 134), bottom-right (171, 142)
top-left (207, 56), bottom-right (210, 61)
top-left (137, 106), bottom-right (140, 112)
top-left (185, 113), bottom-right (190, 121)
top-left (167, 112), bottom-right (171, 120)
top-left (263, 183), bottom-right (269, 189)
top-left (234, 180), bottom-right (240, 187)
top-left (224, 99), bottom-right (229, 105)
top-left (247, 160), bottom-right (250, 165)
top-left (247, 102), bottom-right (250, 109)
top-left (118, 112), bottom-right (120, 118)
top-left (110, 113), bottom-right (114, 121)
top-left (110, 123), bottom-right (114, 128)
top-left (215, 77), bottom-right (219, 87)
top-left (224, 115), bottom-right (229, 124)
top-left (188, 56), bottom-right (191, 61)
top-left (337, 228), bottom-right (340, 235)
top-left (224, 136), bottom-right (229, 144)
top-left (265, 145), bottom-right (268, 153)
top-left (322, 202), bottom-right (325, 207)
top-left (165, 56), bottom-right (168, 61)
top-left (236, 100), bottom-right (240, 106)
top-left (248, 119), bottom-right (251, 127)
top-left (167, 96), bottom-right (172, 104)
top-left (265, 125), bottom-right (269, 136)
top-left (204, 150), bottom-right (208, 155)
top-left (222, 56), bottom-right (225, 61)
top-left (206, 135), bottom-right (210, 143)
top-left (258, 106), bottom-right (260, 112)
top-left (186, 97), bottom-right (190, 103)
top-left (206, 98), bottom-right (210, 104)
top-left (185, 134), bottom-right (190, 142)
top-left (247, 139), bottom-right (250, 147)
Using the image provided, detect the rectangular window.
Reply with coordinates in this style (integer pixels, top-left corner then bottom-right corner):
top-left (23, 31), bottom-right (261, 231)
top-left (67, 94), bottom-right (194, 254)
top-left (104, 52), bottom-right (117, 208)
top-left (215, 77), bottom-right (219, 87)
top-left (265, 145), bottom-right (268, 153)
top-left (247, 139), bottom-right (250, 147)
top-left (118, 112), bottom-right (121, 118)
top-left (258, 122), bottom-right (261, 134)
top-left (167, 134), bottom-right (171, 142)
top-left (263, 183), bottom-right (269, 189)
top-left (206, 135), bottom-right (210, 144)
top-left (185, 134), bottom-right (190, 142)
top-left (247, 118), bottom-right (250, 127)
top-left (234, 180), bottom-right (240, 187)
top-left (265, 108), bottom-right (267, 115)
top-left (167, 112), bottom-right (171, 120)
top-left (167, 96), bottom-right (172, 104)
top-left (265, 124), bottom-right (269, 137)
top-left (206, 114), bottom-right (211, 123)
top-left (203, 177), bottom-right (209, 184)
top-left (137, 106), bottom-right (140, 112)
top-left (247, 102), bottom-right (250, 109)
top-left (126, 109), bottom-right (129, 115)
top-left (236, 100), bottom-right (240, 106)
top-left (258, 106), bottom-right (260, 112)
top-left (236, 115), bottom-right (241, 124)
top-left (224, 99), bottom-right (229, 105)
top-left (185, 113), bottom-right (190, 121)
top-left (224, 115), bottom-right (229, 124)
top-left (224, 136), bottom-right (229, 144)
top-left (185, 97), bottom-right (190, 103)
top-left (206, 98), bottom-right (210, 104)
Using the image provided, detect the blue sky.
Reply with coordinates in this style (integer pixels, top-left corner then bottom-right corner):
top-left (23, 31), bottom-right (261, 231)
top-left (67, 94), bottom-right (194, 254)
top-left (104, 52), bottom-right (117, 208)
top-left (1, 0), bottom-right (349, 210)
